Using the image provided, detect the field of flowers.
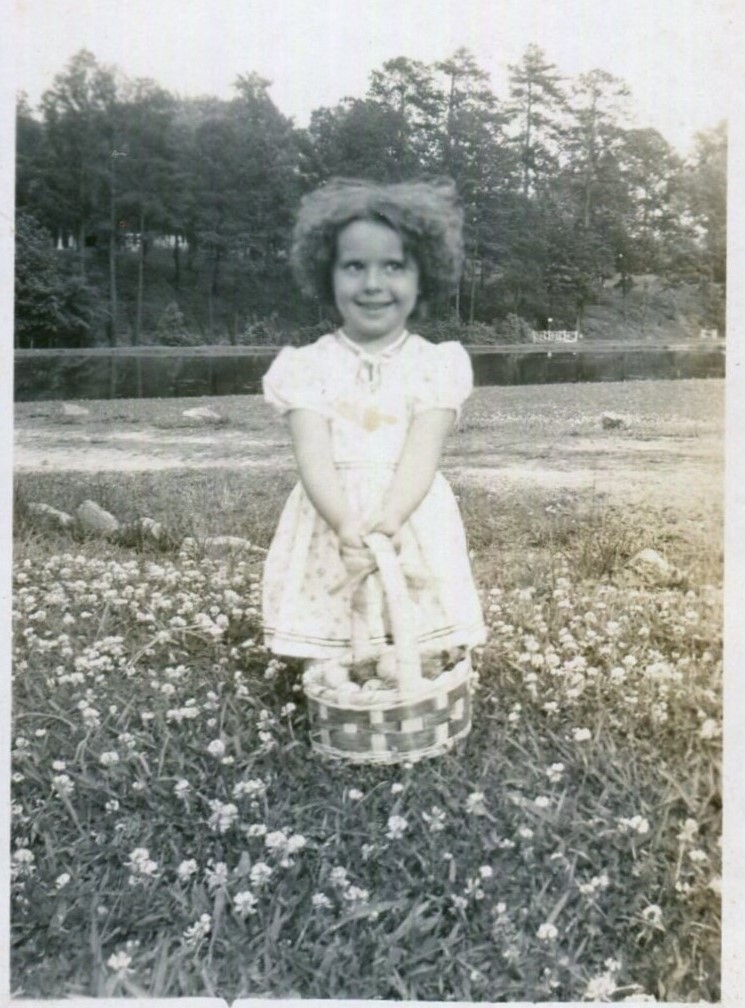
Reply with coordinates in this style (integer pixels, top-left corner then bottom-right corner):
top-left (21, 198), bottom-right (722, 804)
top-left (11, 384), bottom-right (723, 1002)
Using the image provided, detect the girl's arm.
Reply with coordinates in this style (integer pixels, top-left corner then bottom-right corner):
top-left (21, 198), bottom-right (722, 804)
top-left (288, 410), bottom-right (364, 548)
top-left (366, 408), bottom-right (455, 536)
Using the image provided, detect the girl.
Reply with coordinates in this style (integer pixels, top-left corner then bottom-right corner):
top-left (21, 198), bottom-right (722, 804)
top-left (262, 178), bottom-right (486, 680)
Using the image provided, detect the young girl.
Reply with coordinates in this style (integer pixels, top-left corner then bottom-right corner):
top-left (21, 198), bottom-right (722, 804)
top-left (262, 178), bottom-right (486, 681)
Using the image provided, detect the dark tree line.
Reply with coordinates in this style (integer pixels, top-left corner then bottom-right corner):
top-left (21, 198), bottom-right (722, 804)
top-left (15, 47), bottom-right (727, 347)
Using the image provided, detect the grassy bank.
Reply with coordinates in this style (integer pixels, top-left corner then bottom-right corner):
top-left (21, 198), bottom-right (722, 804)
top-left (11, 462), bottom-right (722, 1001)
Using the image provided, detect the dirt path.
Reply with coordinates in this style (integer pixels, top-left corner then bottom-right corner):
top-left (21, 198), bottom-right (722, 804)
top-left (14, 420), bottom-right (723, 518)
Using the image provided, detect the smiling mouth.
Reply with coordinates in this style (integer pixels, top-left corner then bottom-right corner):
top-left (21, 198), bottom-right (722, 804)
top-left (356, 302), bottom-right (393, 310)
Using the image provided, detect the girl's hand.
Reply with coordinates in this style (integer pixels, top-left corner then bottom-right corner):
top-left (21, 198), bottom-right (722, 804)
top-left (363, 510), bottom-right (403, 550)
top-left (337, 518), bottom-right (365, 551)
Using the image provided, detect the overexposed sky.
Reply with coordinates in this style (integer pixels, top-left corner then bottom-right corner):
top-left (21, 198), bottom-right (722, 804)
top-left (12, 0), bottom-right (737, 156)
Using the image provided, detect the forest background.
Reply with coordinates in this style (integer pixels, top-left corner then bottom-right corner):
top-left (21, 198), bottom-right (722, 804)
top-left (14, 45), bottom-right (727, 349)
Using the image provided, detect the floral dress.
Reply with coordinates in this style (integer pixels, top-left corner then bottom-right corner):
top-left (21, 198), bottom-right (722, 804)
top-left (261, 330), bottom-right (487, 661)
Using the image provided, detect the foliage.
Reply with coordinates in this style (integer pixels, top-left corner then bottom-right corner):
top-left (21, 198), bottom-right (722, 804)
top-left (15, 47), bottom-right (727, 346)
top-left (14, 211), bottom-right (96, 348)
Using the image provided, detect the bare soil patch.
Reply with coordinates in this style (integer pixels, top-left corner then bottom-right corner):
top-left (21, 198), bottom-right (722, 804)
top-left (14, 380), bottom-right (724, 516)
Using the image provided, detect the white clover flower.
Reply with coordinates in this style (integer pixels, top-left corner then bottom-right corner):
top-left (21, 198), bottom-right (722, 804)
top-left (390, 782), bottom-right (404, 795)
top-left (177, 859), bottom-right (198, 881)
top-left (312, 891), bottom-right (333, 909)
top-left (479, 865), bottom-right (494, 880)
top-left (494, 901), bottom-right (507, 915)
top-left (11, 847), bottom-right (36, 880)
top-left (234, 890), bottom-right (259, 918)
top-left (280, 702), bottom-right (297, 717)
top-left (451, 894), bottom-right (468, 910)
top-left (205, 861), bottom-right (229, 892)
top-left (572, 727), bottom-right (592, 742)
top-left (688, 848), bottom-right (709, 864)
top-left (330, 866), bottom-right (349, 886)
top-left (264, 829), bottom-right (289, 851)
top-left (344, 885), bottom-right (370, 904)
top-left (518, 826), bottom-right (534, 840)
top-left (249, 862), bottom-right (273, 887)
top-left (386, 815), bottom-right (408, 839)
top-left (699, 718), bottom-right (720, 740)
top-left (174, 779), bottom-right (191, 799)
top-left (207, 800), bottom-right (239, 834)
top-left (347, 788), bottom-right (364, 801)
top-left (422, 806), bottom-right (446, 832)
top-left (583, 971), bottom-right (617, 1001)
top-left (125, 847), bottom-right (159, 882)
top-left (534, 795), bottom-right (551, 809)
top-left (106, 950), bottom-right (133, 976)
top-left (105, 799), bottom-right (120, 812)
top-left (287, 834), bottom-right (307, 854)
top-left (206, 739), bottom-right (226, 758)
top-left (182, 913), bottom-right (212, 947)
top-left (465, 791), bottom-right (487, 815)
top-left (537, 922), bottom-right (558, 941)
top-left (677, 818), bottom-right (699, 843)
top-left (244, 823), bottom-right (268, 838)
top-left (546, 762), bottom-right (565, 783)
top-left (232, 778), bottom-right (267, 799)
top-left (99, 751), bottom-right (120, 767)
top-left (52, 774), bottom-right (75, 796)
top-left (52, 760), bottom-right (67, 771)
top-left (618, 815), bottom-right (650, 836)
top-left (641, 904), bottom-right (663, 927)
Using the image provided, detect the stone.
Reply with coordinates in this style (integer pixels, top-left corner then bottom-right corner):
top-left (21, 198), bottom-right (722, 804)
top-left (61, 402), bottom-right (90, 417)
top-left (182, 406), bottom-right (221, 421)
top-left (181, 534), bottom-right (252, 555)
top-left (27, 502), bottom-right (74, 529)
top-left (627, 548), bottom-right (682, 587)
top-left (601, 412), bottom-right (630, 430)
top-left (116, 516), bottom-right (165, 544)
top-left (76, 499), bottom-right (120, 535)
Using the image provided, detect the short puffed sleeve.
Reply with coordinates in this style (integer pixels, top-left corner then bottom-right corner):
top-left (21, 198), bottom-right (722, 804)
top-left (411, 341), bottom-right (473, 419)
top-left (262, 346), bottom-right (330, 416)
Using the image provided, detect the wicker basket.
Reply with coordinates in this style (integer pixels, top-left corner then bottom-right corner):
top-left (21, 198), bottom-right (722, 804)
top-left (303, 533), bottom-right (474, 764)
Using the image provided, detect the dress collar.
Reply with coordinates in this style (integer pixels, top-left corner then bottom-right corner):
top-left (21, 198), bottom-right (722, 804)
top-left (336, 328), bottom-right (410, 364)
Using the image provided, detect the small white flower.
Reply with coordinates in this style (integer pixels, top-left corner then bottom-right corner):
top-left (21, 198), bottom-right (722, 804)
top-left (422, 806), bottom-right (446, 832)
top-left (250, 862), bottom-right (273, 887)
top-left (534, 795), bottom-right (551, 809)
top-left (55, 872), bottom-right (71, 889)
top-left (176, 859), bottom-right (198, 880)
top-left (106, 950), bottom-right (133, 975)
top-left (182, 913), bottom-right (211, 947)
top-left (494, 901), bottom-right (507, 915)
top-left (312, 891), bottom-right (333, 909)
top-left (205, 861), bottom-right (229, 891)
top-left (391, 783), bottom-right (404, 795)
top-left (232, 778), bottom-right (267, 799)
top-left (207, 738), bottom-right (226, 758)
top-left (641, 904), bottom-right (664, 928)
top-left (518, 826), bottom-right (534, 840)
top-left (572, 727), bottom-right (592, 742)
top-left (330, 866), bottom-right (349, 886)
top-left (174, 779), bottom-right (191, 799)
top-left (546, 762), bottom-right (565, 783)
top-left (52, 760), bottom-right (67, 771)
top-left (344, 885), bottom-right (369, 903)
top-left (264, 829), bottom-right (289, 850)
top-left (234, 890), bottom-right (259, 917)
top-left (105, 799), bottom-right (120, 812)
top-left (537, 922), bottom-right (558, 941)
top-left (207, 800), bottom-right (239, 834)
top-left (287, 833), bottom-right (307, 853)
top-left (677, 818), bottom-right (699, 843)
top-left (584, 971), bottom-right (617, 1001)
top-left (244, 823), bottom-right (268, 838)
top-left (386, 815), bottom-right (408, 839)
top-left (465, 791), bottom-right (487, 815)
top-left (52, 774), bottom-right (74, 796)
top-left (688, 848), bottom-right (709, 864)
top-left (347, 788), bottom-right (364, 801)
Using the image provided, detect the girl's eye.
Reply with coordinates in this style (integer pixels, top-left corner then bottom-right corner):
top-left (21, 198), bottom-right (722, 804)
top-left (385, 261), bottom-right (404, 273)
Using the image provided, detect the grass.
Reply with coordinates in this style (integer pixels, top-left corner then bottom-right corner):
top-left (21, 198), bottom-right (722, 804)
top-left (11, 392), bottom-right (723, 1002)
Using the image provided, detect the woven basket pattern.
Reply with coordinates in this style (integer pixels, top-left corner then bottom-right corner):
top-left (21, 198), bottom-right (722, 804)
top-left (305, 658), bottom-right (472, 764)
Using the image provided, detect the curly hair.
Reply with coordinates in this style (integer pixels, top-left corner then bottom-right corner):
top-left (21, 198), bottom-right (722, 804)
top-left (290, 178), bottom-right (464, 308)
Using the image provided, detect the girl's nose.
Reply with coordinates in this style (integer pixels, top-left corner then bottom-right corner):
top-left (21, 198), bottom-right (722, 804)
top-left (363, 267), bottom-right (383, 290)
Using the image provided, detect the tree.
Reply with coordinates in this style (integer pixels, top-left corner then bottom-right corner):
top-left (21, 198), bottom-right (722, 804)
top-left (507, 45), bottom-right (566, 197)
top-left (14, 211), bottom-right (94, 348)
top-left (684, 121), bottom-right (727, 284)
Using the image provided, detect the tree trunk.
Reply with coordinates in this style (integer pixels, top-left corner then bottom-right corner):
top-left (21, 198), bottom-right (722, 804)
top-left (134, 209), bottom-right (146, 346)
top-left (173, 233), bottom-right (181, 286)
top-left (108, 160), bottom-right (117, 347)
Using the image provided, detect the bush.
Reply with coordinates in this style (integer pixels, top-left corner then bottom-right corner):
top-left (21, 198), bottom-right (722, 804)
top-left (154, 302), bottom-right (194, 346)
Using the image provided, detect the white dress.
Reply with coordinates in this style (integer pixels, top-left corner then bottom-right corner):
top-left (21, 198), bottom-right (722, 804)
top-left (262, 330), bottom-right (487, 661)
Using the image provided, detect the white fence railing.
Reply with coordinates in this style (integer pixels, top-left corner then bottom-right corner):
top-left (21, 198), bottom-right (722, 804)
top-left (531, 330), bottom-right (580, 344)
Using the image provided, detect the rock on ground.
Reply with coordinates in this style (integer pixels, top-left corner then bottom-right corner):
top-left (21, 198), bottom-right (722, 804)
top-left (76, 499), bottom-right (120, 535)
top-left (27, 502), bottom-right (74, 529)
top-left (601, 412), bottom-right (630, 430)
top-left (182, 406), bottom-right (222, 421)
top-left (61, 403), bottom-right (90, 417)
top-left (626, 547), bottom-right (682, 586)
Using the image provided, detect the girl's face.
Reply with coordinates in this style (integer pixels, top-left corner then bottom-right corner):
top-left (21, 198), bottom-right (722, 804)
top-left (332, 219), bottom-right (419, 347)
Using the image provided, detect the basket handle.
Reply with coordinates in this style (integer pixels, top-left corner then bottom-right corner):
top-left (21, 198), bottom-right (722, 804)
top-left (362, 533), bottom-right (424, 693)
